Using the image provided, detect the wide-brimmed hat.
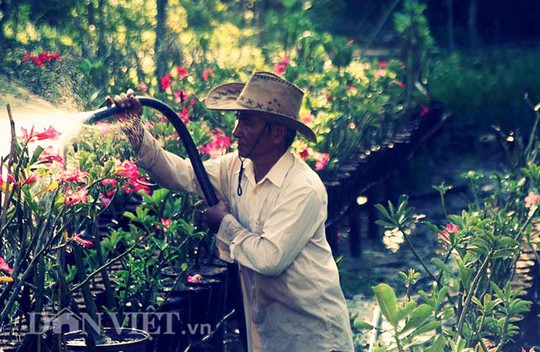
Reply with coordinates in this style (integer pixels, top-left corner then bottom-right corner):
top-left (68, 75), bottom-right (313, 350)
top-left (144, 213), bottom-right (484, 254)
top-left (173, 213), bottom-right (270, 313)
top-left (204, 71), bottom-right (316, 143)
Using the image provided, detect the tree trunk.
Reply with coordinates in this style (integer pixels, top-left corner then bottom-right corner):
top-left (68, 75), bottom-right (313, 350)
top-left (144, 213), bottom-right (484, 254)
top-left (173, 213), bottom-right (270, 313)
top-left (80, 0), bottom-right (94, 59)
top-left (155, 0), bottom-right (168, 91)
top-left (96, 0), bottom-right (109, 86)
top-left (254, 0), bottom-right (268, 46)
top-left (446, 0), bottom-right (455, 52)
top-left (468, 0), bottom-right (480, 49)
top-left (0, 0), bottom-right (11, 65)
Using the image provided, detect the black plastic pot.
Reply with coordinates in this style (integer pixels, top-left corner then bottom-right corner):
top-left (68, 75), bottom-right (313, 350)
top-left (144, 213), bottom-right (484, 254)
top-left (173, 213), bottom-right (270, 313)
top-left (64, 328), bottom-right (149, 352)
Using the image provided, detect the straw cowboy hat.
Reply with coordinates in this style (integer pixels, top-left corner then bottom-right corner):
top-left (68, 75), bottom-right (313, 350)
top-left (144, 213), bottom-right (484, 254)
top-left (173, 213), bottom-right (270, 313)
top-left (204, 71), bottom-right (317, 143)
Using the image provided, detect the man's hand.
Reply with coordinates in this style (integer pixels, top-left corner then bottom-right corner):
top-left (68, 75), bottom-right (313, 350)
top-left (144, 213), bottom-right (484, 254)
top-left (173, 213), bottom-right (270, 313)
top-left (106, 88), bottom-right (142, 121)
top-left (106, 89), bottom-right (144, 151)
top-left (204, 200), bottom-right (230, 233)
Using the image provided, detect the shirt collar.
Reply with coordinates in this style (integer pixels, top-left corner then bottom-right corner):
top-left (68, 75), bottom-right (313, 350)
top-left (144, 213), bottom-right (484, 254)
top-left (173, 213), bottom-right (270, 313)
top-left (259, 151), bottom-right (294, 188)
top-left (237, 151), bottom-right (294, 188)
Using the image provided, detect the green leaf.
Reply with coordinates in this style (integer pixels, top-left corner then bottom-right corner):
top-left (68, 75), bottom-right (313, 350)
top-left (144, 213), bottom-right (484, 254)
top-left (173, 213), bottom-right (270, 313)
top-left (373, 283), bottom-right (398, 328)
top-left (397, 301), bottom-right (417, 321)
top-left (409, 321), bottom-right (440, 338)
top-left (428, 334), bottom-right (447, 352)
top-left (431, 258), bottom-right (450, 274)
top-left (354, 320), bottom-right (375, 330)
top-left (123, 211), bottom-right (136, 220)
top-left (375, 203), bottom-right (393, 222)
top-left (375, 220), bottom-right (397, 229)
top-left (400, 304), bottom-right (433, 335)
top-left (423, 221), bottom-right (442, 233)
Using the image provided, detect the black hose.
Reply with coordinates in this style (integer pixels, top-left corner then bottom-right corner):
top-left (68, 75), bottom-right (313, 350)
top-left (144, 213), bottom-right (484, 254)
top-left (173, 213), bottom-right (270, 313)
top-left (87, 97), bottom-right (218, 207)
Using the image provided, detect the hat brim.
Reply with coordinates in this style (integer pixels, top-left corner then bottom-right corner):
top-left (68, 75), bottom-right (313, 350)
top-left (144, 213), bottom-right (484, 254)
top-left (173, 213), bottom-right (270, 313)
top-left (205, 82), bottom-right (317, 143)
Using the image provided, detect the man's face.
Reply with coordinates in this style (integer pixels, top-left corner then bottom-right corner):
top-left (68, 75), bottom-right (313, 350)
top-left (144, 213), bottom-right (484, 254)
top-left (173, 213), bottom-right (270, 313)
top-left (232, 112), bottom-right (274, 159)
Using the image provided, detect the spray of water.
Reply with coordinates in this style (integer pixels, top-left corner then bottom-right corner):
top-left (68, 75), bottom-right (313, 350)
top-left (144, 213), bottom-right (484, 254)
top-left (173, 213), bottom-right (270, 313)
top-left (0, 86), bottom-right (99, 158)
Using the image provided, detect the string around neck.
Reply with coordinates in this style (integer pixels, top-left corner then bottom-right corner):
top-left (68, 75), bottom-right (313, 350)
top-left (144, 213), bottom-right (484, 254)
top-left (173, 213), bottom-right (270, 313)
top-left (237, 157), bottom-right (245, 196)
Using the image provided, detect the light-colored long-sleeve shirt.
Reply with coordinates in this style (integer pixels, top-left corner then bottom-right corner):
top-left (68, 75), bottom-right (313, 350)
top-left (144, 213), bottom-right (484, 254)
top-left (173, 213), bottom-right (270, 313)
top-left (136, 130), bottom-right (354, 351)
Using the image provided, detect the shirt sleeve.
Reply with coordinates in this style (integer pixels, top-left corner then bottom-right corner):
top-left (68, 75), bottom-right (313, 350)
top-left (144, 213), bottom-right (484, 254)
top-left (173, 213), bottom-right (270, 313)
top-left (216, 184), bottom-right (325, 276)
top-left (135, 130), bottom-right (232, 201)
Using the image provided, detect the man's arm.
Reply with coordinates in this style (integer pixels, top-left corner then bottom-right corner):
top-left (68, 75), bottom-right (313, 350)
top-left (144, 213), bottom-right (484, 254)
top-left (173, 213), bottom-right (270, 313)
top-left (213, 185), bottom-right (325, 275)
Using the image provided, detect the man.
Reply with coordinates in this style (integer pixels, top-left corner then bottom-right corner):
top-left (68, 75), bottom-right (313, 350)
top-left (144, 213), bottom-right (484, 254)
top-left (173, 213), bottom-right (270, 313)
top-left (112, 72), bottom-right (354, 351)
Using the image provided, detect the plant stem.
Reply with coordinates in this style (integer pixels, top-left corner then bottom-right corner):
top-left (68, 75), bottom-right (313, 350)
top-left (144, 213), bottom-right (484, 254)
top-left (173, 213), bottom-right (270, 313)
top-left (92, 219), bottom-right (117, 311)
top-left (398, 224), bottom-right (438, 283)
top-left (456, 251), bottom-right (492, 338)
top-left (72, 244), bottom-right (101, 349)
top-left (71, 242), bottom-right (138, 293)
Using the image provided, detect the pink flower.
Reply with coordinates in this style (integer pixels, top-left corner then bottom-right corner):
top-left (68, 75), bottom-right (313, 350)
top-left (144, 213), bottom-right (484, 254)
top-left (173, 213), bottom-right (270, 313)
top-left (100, 196), bottom-right (112, 208)
top-left (202, 69), bottom-right (215, 82)
top-left (299, 148), bottom-right (311, 160)
top-left (96, 122), bottom-right (112, 137)
top-left (379, 61), bottom-right (388, 69)
top-left (102, 178), bottom-right (117, 187)
top-left (38, 146), bottom-right (64, 165)
top-left (22, 52), bottom-right (34, 64)
top-left (20, 125), bottom-right (61, 144)
top-left (133, 177), bottom-right (151, 195)
top-left (157, 218), bottom-right (172, 232)
top-left (71, 233), bottom-right (94, 249)
top-left (300, 113), bottom-right (314, 125)
top-left (176, 66), bottom-right (188, 78)
top-left (179, 107), bottom-right (190, 125)
top-left (154, 113), bottom-right (167, 122)
top-left (274, 57), bottom-right (290, 75)
top-left (60, 167), bottom-right (88, 183)
top-left (315, 153), bottom-right (330, 171)
top-left (174, 89), bottom-right (189, 104)
top-left (161, 73), bottom-right (173, 90)
top-left (115, 160), bottom-right (140, 183)
top-left (187, 274), bottom-right (203, 284)
top-left (8, 173), bottom-right (17, 184)
top-left (3, 172), bottom-right (39, 187)
top-left (394, 80), bottom-right (406, 88)
top-left (166, 133), bottom-right (180, 142)
top-left (420, 104), bottom-right (430, 117)
top-left (200, 128), bottom-right (231, 159)
top-left (0, 172), bottom-right (17, 188)
top-left (22, 52), bottom-right (61, 66)
top-left (437, 223), bottom-right (460, 248)
top-left (525, 192), bottom-right (540, 208)
top-left (374, 69), bottom-right (386, 78)
top-left (3, 173), bottom-right (16, 185)
top-left (0, 255), bottom-right (13, 275)
top-left (137, 82), bottom-right (148, 93)
top-left (21, 173), bottom-right (40, 186)
top-left (144, 121), bottom-right (155, 130)
top-left (65, 187), bottom-right (88, 206)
